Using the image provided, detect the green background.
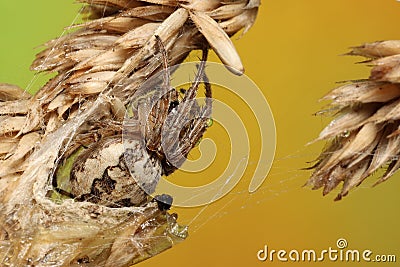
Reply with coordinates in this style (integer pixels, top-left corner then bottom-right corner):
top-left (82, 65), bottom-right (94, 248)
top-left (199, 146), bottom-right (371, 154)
top-left (0, 1), bottom-right (399, 266)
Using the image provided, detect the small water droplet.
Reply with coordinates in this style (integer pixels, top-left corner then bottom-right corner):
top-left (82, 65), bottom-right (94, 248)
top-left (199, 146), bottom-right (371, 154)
top-left (206, 118), bottom-right (213, 127)
top-left (341, 130), bottom-right (350, 138)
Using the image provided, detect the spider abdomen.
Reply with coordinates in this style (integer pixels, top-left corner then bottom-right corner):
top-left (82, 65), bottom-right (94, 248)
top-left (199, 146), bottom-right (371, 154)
top-left (70, 136), bottom-right (161, 208)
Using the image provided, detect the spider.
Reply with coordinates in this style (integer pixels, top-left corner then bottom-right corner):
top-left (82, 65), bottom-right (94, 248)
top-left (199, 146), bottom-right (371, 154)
top-left (53, 36), bottom-right (212, 208)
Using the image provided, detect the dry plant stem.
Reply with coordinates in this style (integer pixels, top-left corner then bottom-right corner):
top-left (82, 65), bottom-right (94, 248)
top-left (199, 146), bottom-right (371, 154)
top-left (309, 40), bottom-right (400, 201)
top-left (0, 0), bottom-right (259, 266)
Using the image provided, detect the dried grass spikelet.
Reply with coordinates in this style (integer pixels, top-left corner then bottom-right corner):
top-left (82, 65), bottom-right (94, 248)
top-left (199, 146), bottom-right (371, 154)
top-left (0, 1), bottom-right (259, 266)
top-left (308, 40), bottom-right (400, 201)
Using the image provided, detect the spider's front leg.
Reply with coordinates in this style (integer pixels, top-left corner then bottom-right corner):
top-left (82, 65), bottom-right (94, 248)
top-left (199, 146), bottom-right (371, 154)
top-left (140, 36), bottom-right (179, 157)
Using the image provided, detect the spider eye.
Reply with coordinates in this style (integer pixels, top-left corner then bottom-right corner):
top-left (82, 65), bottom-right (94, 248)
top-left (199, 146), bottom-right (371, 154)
top-left (168, 100), bottom-right (179, 113)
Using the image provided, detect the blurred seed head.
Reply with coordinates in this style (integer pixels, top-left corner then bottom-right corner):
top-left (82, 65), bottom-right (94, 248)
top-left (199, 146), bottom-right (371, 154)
top-left (309, 40), bottom-right (400, 200)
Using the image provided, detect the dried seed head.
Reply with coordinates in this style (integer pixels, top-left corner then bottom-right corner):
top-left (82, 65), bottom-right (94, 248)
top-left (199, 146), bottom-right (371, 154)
top-left (309, 40), bottom-right (400, 200)
top-left (0, 1), bottom-right (259, 266)
top-left (20, 0), bottom-right (260, 136)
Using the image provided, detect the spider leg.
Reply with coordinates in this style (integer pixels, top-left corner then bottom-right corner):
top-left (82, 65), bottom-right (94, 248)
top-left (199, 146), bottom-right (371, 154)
top-left (141, 36), bottom-right (178, 154)
top-left (155, 35), bottom-right (171, 91)
top-left (175, 74), bottom-right (212, 159)
top-left (164, 48), bottom-right (209, 132)
top-left (182, 48), bottom-right (208, 101)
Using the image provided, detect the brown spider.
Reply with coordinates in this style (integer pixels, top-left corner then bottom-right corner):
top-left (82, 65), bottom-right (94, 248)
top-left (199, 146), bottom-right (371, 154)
top-left (52, 37), bottom-right (213, 207)
top-left (132, 36), bottom-right (212, 176)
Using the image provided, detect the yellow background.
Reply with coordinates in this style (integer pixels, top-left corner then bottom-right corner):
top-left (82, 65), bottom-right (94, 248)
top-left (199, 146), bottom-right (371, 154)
top-left (0, 1), bottom-right (399, 266)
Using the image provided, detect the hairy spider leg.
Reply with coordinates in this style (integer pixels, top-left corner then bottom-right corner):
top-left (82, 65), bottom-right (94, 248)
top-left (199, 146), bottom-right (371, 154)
top-left (143, 36), bottom-right (179, 153)
top-left (155, 35), bottom-right (171, 90)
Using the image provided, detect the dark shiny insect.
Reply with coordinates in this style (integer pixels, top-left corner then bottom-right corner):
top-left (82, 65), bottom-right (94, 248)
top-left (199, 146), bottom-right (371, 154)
top-left (154, 194), bottom-right (173, 211)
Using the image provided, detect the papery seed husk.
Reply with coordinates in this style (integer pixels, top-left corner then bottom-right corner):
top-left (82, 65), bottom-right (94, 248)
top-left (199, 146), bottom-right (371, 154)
top-left (5, 132), bottom-right (40, 162)
top-left (219, 8), bottom-right (259, 35)
top-left (78, 0), bottom-right (143, 9)
top-left (323, 123), bottom-right (379, 170)
top-left (348, 40), bottom-right (400, 58)
top-left (323, 82), bottom-right (400, 105)
top-left (0, 116), bottom-right (28, 135)
top-left (190, 10), bottom-right (244, 74)
top-left (207, 3), bottom-right (247, 20)
top-left (0, 84), bottom-right (30, 101)
top-left (315, 106), bottom-right (376, 141)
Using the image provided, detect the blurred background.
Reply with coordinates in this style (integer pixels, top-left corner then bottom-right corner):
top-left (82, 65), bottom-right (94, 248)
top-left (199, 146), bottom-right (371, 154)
top-left (0, 1), bottom-right (399, 266)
